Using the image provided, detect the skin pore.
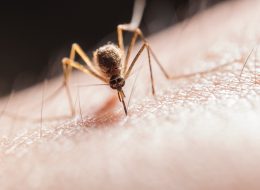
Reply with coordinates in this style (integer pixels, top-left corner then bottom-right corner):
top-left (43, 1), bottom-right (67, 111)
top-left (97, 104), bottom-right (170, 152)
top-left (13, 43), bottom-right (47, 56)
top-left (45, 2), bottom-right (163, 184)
top-left (1, 0), bottom-right (260, 189)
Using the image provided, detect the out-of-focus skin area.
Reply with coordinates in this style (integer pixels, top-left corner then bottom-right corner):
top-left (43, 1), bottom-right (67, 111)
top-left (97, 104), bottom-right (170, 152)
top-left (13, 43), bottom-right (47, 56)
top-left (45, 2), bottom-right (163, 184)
top-left (1, 0), bottom-right (260, 189)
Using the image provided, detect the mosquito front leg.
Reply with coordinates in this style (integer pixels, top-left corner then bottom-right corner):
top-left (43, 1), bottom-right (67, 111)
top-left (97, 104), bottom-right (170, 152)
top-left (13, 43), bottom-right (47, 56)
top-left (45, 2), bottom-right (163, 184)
top-left (62, 43), bottom-right (108, 116)
top-left (62, 58), bottom-right (108, 115)
top-left (63, 43), bottom-right (106, 84)
top-left (117, 25), bottom-right (145, 74)
top-left (124, 42), bottom-right (155, 95)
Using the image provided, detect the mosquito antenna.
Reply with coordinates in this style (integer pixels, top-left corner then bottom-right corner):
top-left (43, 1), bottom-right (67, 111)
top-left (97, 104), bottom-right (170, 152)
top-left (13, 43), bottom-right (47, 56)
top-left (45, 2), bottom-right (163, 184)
top-left (130, 0), bottom-right (146, 28)
top-left (76, 85), bottom-right (83, 122)
top-left (127, 65), bottom-right (143, 109)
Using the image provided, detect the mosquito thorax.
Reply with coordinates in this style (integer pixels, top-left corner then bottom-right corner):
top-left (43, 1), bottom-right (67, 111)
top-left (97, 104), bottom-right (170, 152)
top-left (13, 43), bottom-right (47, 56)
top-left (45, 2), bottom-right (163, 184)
top-left (95, 43), bottom-right (122, 77)
top-left (109, 75), bottom-right (125, 90)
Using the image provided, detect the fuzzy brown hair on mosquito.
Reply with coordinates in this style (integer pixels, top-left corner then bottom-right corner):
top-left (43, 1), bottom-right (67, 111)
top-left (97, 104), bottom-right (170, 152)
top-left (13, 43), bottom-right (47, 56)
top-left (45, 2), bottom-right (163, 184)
top-left (61, 0), bottom-right (175, 116)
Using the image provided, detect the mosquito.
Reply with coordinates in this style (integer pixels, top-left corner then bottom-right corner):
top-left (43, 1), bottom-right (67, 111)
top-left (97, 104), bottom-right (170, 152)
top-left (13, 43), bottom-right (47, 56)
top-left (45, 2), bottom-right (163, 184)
top-left (61, 0), bottom-right (173, 116)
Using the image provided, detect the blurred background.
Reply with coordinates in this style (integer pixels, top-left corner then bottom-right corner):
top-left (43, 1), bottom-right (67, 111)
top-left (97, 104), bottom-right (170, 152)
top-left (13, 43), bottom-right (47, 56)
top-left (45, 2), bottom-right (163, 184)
top-left (0, 0), bottom-right (227, 96)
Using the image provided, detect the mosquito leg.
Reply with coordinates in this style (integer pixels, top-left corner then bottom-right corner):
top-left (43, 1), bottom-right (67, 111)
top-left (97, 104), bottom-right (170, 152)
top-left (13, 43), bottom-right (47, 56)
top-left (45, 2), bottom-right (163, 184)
top-left (62, 43), bottom-right (108, 116)
top-left (124, 42), bottom-right (156, 95)
top-left (69, 43), bottom-right (104, 78)
top-left (124, 31), bottom-right (138, 74)
top-left (63, 43), bottom-right (107, 84)
top-left (117, 25), bottom-right (177, 81)
top-left (117, 25), bottom-right (125, 53)
top-left (117, 25), bottom-right (138, 73)
top-left (124, 43), bottom-right (146, 79)
top-left (62, 60), bottom-right (76, 116)
top-left (117, 24), bottom-right (140, 51)
top-left (120, 26), bottom-right (232, 95)
top-left (117, 25), bottom-right (157, 90)
top-left (118, 23), bottom-right (199, 82)
top-left (117, 25), bottom-right (146, 74)
top-left (146, 44), bottom-right (155, 95)
top-left (77, 86), bottom-right (83, 122)
top-left (62, 57), bottom-right (108, 116)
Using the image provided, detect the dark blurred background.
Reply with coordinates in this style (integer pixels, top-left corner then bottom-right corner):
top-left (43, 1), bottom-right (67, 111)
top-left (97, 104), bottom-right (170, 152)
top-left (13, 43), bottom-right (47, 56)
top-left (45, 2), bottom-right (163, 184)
top-left (0, 0), bottom-right (227, 96)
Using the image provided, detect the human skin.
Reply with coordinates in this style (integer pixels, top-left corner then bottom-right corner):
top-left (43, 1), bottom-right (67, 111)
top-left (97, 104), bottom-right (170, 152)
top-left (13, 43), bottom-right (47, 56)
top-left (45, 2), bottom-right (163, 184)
top-left (1, 0), bottom-right (260, 189)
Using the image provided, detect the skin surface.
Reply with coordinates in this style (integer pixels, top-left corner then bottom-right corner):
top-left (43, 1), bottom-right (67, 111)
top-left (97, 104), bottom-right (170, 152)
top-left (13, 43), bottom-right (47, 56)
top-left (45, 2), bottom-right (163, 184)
top-left (1, 0), bottom-right (260, 189)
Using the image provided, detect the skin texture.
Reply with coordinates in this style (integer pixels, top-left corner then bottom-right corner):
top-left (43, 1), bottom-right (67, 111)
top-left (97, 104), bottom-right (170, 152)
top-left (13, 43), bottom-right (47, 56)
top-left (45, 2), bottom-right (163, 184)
top-left (1, 0), bottom-right (260, 189)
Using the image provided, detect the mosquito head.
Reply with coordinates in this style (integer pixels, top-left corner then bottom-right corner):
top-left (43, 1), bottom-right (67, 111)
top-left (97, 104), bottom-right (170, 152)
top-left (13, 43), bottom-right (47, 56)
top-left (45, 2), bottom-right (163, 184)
top-left (95, 43), bottom-right (122, 77)
top-left (109, 75), bottom-right (125, 90)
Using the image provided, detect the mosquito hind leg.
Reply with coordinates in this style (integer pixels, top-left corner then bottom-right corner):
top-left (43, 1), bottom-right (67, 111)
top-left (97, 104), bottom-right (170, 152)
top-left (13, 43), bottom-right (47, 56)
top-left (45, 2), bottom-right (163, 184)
top-left (118, 25), bottom-right (177, 81)
top-left (117, 25), bottom-right (146, 73)
top-left (62, 59), bottom-right (76, 116)
top-left (124, 42), bottom-right (156, 95)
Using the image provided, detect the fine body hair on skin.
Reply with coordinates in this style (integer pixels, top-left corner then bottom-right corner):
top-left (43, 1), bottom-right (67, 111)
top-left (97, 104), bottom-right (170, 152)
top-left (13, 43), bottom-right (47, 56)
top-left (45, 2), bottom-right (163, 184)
top-left (1, 0), bottom-right (260, 190)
